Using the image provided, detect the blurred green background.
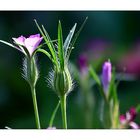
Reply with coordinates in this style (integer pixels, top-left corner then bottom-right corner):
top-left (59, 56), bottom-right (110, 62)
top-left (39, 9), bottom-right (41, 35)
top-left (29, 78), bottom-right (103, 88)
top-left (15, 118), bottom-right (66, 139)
top-left (0, 11), bottom-right (140, 129)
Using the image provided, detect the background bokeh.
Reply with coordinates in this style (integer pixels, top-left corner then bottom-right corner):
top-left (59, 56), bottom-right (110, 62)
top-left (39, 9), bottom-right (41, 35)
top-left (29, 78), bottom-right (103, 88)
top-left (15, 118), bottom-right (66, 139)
top-left (0, 11), bottom-right (140, 129)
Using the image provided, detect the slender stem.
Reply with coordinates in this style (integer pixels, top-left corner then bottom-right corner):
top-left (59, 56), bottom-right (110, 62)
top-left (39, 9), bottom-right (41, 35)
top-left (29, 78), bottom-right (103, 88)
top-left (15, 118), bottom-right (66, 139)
top-left (49, 101), bottom-right (60, 127)
top-left (30, 85), bottom-right (41, 129)
top-left (60, 95), bottom-right (67, 129)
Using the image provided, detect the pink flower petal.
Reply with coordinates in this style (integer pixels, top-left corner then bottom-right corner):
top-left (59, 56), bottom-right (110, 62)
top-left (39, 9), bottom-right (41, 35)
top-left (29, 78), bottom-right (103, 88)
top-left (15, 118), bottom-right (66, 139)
top-left (120, 115), bottom-right (126, 124)
top-left (129, 122), bottom-right (140, 129)
top-left (12, 35), bottom-right (26, 46)
top-left (13, 34), bottom-right (43, 56)
top-left (24, 36), bottom-right (43, 55)
top-left (29, 34), bottom-right (40, 38)
top-left (129, 107), bottom-right (137, 121)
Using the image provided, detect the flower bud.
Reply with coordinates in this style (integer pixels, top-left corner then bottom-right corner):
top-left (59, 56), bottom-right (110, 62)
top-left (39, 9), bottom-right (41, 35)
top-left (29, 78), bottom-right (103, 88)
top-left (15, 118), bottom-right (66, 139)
top-left (23, 57), bottom-right (39, 87)
top-left (53, 67), bottom-right (73, 97)
top-left (102, 61), bottom-right (112, 94)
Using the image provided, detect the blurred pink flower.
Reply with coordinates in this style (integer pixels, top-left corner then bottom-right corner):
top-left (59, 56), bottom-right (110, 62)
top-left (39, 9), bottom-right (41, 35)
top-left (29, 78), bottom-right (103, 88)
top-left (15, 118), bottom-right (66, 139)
top-left (12, 34), bottom-right (43, 56)
top-left (120, 107), bottom-right (139, 129)
top-left (85, 39), bottom-right (112, 61)
top-left (78, 54), bottom-right (88, 75)
top-left (117, 42), bottom-right (140, 76)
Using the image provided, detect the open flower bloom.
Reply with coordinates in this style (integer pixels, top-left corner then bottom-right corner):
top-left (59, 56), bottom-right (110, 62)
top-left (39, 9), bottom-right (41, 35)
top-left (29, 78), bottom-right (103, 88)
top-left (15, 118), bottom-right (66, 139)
top-left (12, 34), bottom-right (43, 56)
top-left (102, 61), bottom-right (112, 94)
top-left (120, 107), bottom-right (139, 129)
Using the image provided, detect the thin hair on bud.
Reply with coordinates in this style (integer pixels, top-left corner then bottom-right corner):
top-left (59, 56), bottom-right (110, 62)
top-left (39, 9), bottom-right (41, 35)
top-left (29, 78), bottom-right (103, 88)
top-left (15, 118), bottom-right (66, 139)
top-left (34, 55), bottom-right (40, 80)
top-left (67, 61), bottom-right (75, 91)
top-left (22, 57), bottom-right (28, 81)
top-left (46, 68), bottom-right (54, 90)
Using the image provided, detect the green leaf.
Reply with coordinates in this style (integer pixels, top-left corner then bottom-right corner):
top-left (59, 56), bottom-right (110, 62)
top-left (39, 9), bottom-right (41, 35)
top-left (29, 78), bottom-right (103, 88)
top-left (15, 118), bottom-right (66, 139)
top-left (49, 101), bottom-right (60, 127)
top-left (0, 40), bottom-right (22, 52)
top-left (64, 23), bottom-right (77, 58)
top-left (108, 67), bottom-right (118, 103)
top-left (58, 21), bottom-right (64, 70)
top-left (34, 19), bottom-right (58, 68)
top-left (0, 40), bottom-right (32, 58)
top-left (89, 65), bottom-right (107, 102)
top-left (110, 100), bottom-right (120, 128)
top-left (41, 25), bottom-right (57, 55)
top-left (136, 104), bottom-right (140, 113)
top-left (66, 17), bottom-right (88, 60)
top-left (36, 48), bottom-right (55, 64)
top-left (89, 65), bottom-right (101, 86)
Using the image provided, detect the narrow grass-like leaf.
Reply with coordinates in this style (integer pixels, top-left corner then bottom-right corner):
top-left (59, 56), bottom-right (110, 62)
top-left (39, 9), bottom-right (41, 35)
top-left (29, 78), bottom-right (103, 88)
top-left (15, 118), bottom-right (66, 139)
top-left (34, 20), bottom-right (58, 68)
top-left (136, 104), bottom-right (140, 113)
top-left (41, 25), bottom-right (59, 68)
top-left (0, 39), bottom-right (35, 58)
top-left (89, 65), bottom-right (101, 86)
top-left (49, 101), bottom-right (60, 127)
top-left (20, 45), bottom-right (31, 58)
top-left (37, 48), bottom-right (55, 64)
top-left (0, 40), bottom-right (22, 52)
top-left (89, 65), bottom-right (107, 102)
top-left (108, 67), bottom-right (118, 103)
top-left (58, 21), bottom-right (64, 70)
top-left (64, 23), bottom-right (77, 58)
top-left (112, 101), bottom-right (119, 128)
top-left (66, 17), bottom-right (88, 60)
top-left (41, 25), bottom-right (58, 57)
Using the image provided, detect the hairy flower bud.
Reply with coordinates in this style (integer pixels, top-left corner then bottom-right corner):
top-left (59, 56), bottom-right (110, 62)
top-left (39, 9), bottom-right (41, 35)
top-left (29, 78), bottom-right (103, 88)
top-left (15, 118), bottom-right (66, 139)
top-left (23, 56), bottom-right (39, 87)
top-left (50, 67), bottom-right (73, 97)
top-left (102, 61), bottom-right (112, 94)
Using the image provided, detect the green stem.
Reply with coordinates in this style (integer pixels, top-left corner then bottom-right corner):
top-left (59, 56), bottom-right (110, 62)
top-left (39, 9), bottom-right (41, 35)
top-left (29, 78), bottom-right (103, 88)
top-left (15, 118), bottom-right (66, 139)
top-left (49, 101), bottom-right (60, 127)
top-left (31, 85), bottom-right (41, 129)
top-left (60, 95), bottom-right (67, 129)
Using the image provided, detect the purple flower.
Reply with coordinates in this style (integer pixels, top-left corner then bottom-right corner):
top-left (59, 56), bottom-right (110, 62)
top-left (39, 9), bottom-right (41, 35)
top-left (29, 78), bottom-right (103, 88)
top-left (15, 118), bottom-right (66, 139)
top-left (120, 107), bottom-right (139, 129)
top-left (120, 115), bottom-right (127, 124)
top-left (128, 107), bottom-right (137, 121)
top-left (85, 39), bottom-right (112, 61)
top-left (102, 61), bottom-right (112, 94)
top-left (78, 54), bottom-right (88, 75)
top-left (12, 34), bottom-right (43, 56)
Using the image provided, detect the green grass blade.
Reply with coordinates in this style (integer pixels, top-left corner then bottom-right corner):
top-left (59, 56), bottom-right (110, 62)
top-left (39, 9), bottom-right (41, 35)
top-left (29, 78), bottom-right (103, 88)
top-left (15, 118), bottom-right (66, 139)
top-left (41, 25), bottom-right (57, 54)
top-left (89, 65), bottom-right (101, 86)
top-left (108, 68), bottom-right (118, 103)
top-left (66, 17), bottom-right (88, 60)
top-left (34, 20), bottom-right (58, 68)
top-left (136, 104), bottom-right (140, 113)
top-left (0, 40), bottom-right (22, 52)
top-left (58, 21), bottom-right (64, 70)
top-left (64, 23), bottom-right (77, 58)
top-left (89, 65), bottom-right (108, 102)
top-left (36, 48), bottom-right (54, 64)
top-left (49, 101), bottom-right (60, 127)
